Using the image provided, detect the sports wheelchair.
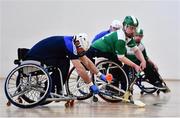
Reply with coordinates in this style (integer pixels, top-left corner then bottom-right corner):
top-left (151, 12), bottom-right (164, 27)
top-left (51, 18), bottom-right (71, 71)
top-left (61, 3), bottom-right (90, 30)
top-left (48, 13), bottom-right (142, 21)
top-left (67, 59), bottom-right (129, 102)
top-left (67, 58), bottom-right (170, 106)
top-left (4, 48), bottom-right (86, 108)
top-left (67, 59), bottom-right (133, 103)
top-left (127, 65), bottom-right (170, 95)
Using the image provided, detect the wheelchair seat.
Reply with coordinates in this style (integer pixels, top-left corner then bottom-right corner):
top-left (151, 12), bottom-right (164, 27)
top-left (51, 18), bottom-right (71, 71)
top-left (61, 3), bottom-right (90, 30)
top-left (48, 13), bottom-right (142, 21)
top-left (14, 48), bottom-right (47, 68)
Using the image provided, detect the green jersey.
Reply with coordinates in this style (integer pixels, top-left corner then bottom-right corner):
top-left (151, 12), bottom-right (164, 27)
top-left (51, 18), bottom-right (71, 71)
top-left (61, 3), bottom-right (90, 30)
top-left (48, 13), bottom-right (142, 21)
top-left (126, 42), bottom-right (148, 62)
top-left (91, 29), bottom-right (137, 58)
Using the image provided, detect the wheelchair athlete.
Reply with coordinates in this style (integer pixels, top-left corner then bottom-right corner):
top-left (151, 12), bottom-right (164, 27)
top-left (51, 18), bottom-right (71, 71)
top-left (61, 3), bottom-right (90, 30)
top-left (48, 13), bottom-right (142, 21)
top-left (24, 33), bottom-right (107, 95)
top-left (91, 19), bottom-right (121, 44)
top-left (126, 28), bottom-right (169, 91)
top-left (86, 16), bottom-right (146, 91)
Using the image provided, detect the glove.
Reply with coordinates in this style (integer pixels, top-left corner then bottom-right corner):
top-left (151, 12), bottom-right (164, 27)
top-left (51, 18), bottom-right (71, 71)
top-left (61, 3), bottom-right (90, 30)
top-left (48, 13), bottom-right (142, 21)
top-left (97, 72), bottom-right (107, 82)
top-left (90, 85), bottom-right (100, 94)
top-left (100, 74), bottom-right (106, 82)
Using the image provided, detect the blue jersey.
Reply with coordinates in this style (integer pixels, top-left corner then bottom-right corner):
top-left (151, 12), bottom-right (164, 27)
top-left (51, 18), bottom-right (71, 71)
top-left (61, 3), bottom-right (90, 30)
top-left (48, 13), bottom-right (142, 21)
top-left (26, 36), bottom-right (79, 61)
top-left (91, 30), bottom-right (110, 44)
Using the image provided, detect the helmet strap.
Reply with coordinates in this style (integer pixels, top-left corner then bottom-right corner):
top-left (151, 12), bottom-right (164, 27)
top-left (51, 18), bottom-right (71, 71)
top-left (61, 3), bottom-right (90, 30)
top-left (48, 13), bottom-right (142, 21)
top-left (123, 25), bottom-right (128, 30)
top-left (73, 35), bottom-right (77, 41)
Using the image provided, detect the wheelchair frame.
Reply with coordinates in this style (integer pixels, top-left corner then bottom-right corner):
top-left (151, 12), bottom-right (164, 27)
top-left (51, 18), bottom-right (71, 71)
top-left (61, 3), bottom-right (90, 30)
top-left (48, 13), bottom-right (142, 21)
top-left (128, 66), bottom-right (170, 95)
top-left (4, 48), bottom-right (76, 108)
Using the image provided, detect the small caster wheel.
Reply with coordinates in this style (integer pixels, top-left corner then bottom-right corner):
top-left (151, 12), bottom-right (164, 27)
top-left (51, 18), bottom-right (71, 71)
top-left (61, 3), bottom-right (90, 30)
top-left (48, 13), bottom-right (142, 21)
top-left (17, 97), bottom-right (23, 103)
top-left (93, 96), bottom-right (98, 102)
top-left (65, 103), bottom-right (69, 108)
top-left (7, 101), bottom-right (11, 106)
top-left (65, 101), bottom-right (70, 108)
top-left (69, 100), bottom-right (74, 107)
top-left (140, 91), bottom-right (144, 95)
top-left (157, 90), bottom-right (160, 95)
top-left (129, 96), bottom-right (133, 101)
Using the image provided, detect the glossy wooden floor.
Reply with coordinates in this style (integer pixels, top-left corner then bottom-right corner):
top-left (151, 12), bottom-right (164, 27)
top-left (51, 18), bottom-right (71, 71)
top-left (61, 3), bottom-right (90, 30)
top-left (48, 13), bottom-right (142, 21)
top-left (0, 79), bottom-right (180, 118)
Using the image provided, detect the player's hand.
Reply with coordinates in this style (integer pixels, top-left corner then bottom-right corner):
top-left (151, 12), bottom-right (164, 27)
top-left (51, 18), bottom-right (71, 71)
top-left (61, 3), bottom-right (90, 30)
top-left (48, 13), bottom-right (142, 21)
top-left (134, 65), bottom-right (141, 72)
top-left (140, 61), bottom-right (146, 70)
top-left (90, 85), bottom-right (100, 94)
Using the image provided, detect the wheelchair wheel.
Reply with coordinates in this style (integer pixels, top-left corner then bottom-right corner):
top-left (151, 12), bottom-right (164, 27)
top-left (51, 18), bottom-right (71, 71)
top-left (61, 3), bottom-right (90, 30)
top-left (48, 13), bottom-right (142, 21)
top-left (139, 76), bottom-right (169, 94)
top-left (95, 60), bottom-right (128, 103)
top-left (66, 67), bottom-right (93, 100)
top-left (128, 67), bottom-right (157, 94)
top-left (39, 67), bottom-right (60, 106)
top-left (138, 80), bottom-right (157, 94)
top-left (4, 63), bottom-right (52, 108)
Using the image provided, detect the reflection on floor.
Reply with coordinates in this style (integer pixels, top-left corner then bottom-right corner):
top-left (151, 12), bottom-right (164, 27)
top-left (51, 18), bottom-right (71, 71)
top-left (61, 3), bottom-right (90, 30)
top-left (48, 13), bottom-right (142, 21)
top-left (0, 79), bottom-right (179, 117)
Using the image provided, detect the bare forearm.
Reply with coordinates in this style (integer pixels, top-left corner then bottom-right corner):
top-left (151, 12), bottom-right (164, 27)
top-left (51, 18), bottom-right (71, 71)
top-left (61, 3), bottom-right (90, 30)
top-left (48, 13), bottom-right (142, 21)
top-left (135, 49), bottom-right (146, 63)
top-left (80, 56), bottom-right (99, 74)
top-left (71, 59), bottom-right (91, 84)
top-left (118, 56), bottom-right (137, 68)
top-left (77, 67), bottom-right (91, 84)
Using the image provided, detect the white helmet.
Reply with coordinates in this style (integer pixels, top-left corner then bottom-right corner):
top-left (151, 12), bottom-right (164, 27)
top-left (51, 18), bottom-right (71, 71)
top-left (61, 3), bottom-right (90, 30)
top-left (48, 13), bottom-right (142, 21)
top-left (74, 33), bottom-right (89, 51)
top-left (110, 20), bottom-right (121, 29)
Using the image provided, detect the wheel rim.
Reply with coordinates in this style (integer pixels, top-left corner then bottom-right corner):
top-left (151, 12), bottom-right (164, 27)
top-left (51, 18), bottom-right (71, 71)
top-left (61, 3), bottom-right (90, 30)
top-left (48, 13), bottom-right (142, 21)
top-left (5, 64), bottom-right (51, 107)
top-left (95, 60), bottom-right (128, 102)
top-left (66, 67), bottom-right (93, 100)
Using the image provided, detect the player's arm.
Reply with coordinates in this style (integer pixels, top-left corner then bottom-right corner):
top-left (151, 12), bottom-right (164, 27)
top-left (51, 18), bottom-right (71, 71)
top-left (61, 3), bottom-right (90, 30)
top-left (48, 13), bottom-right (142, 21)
top-left (79, 56), bottom-right (99, 74)
top-left (118, 55), bottom-right (141, 72)
top-left (115, 40), bottom-right (141, 72)
top-left (128, 39), bottom-right (146, 70)
top-left (79, 55), bottom-right (107, 81)
top-left (71, 59), bottom-right (92, 84)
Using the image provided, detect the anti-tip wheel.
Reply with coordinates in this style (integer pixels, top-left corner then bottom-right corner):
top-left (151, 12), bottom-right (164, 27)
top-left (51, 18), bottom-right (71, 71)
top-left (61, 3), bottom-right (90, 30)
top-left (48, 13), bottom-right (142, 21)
top-left (140, 91), bottom-right (144, 95)
top-left (157, 90), bottom-right (160, 95)
top-left (93, 96), bottom-right (98, 102)
top-left (6, 101), bottom-right (11, 107)
top-left (65, 102), bottom-right (70, 108)
top-left (69, 100), bottom-right (74, 107)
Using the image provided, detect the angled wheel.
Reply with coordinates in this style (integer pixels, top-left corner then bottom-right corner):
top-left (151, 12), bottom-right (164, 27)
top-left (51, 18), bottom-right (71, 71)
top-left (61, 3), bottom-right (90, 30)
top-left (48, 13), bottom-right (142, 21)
top-left (4, 63), bottom-right (52, 108)
top-left (95, 60), bottom-right (128, 103)
top-left (138, 80), bottom-right (157, 94)
top-left (128, 67), bottom-right (158, 94)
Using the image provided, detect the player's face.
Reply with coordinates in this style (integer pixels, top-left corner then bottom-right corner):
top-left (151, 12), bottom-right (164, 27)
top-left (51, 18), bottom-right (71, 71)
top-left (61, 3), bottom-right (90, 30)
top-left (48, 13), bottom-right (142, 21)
top-left (134, 35), bottom-right (143, 43)
top-left (125, 26), bottom-right (136, 38)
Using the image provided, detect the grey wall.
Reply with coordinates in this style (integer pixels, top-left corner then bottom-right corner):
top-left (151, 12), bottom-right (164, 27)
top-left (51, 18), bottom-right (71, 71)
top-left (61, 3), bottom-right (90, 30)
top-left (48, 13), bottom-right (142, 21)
top-left (1, 0), bottom-right (180, 79)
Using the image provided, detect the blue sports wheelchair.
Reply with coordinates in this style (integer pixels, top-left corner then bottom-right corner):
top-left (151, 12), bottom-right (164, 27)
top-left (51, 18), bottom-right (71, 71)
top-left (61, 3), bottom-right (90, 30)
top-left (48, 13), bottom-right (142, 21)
top-left (4, 48), bottom-right (92, 108)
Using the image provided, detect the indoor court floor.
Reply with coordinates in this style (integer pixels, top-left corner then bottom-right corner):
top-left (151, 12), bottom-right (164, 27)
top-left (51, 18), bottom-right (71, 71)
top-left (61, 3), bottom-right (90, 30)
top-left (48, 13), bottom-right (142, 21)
top-left (0, 79), bottom-right (180, 118)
